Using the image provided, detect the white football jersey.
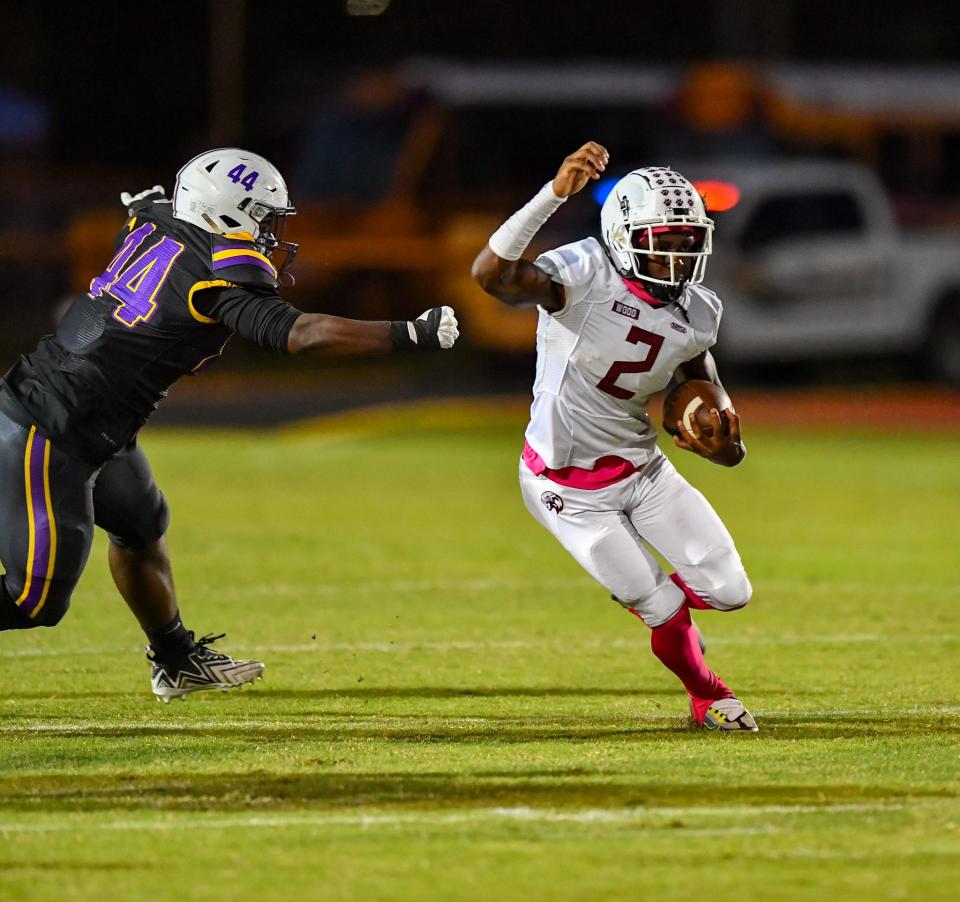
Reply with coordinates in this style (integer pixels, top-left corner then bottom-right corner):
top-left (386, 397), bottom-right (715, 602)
top-left (526, 237), bottom-right (723, 470)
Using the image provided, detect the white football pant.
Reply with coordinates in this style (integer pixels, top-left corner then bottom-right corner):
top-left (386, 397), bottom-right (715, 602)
top-left (519, 451), bottom-right (751, 627)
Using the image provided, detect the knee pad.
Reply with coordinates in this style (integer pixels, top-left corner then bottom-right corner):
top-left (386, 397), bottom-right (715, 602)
top-left (674, 549), bottom-right (752, 612)
top-left (713, 568), bottom-right (752, 611)
top-left (0, 576), bottom-right (72, 629)
top-left (107, 490), bottom-right (170, 551)
top-left (29, 587), bottom-right (73, 626)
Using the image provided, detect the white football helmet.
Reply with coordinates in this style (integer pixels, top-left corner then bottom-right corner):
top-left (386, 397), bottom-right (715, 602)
top-left (173, 148), bottom-right (298, 282)
top-left (600, 167), bottom-right (713, 299)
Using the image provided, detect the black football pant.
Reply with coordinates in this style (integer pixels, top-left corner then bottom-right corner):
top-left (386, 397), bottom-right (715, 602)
top-left (0, 411), bottom-right (169, 629)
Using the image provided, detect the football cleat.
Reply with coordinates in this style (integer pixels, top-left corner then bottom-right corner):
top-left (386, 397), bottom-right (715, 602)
top-left (699, 697), bottom-right (759, 732)
top-left (148, 632), bottom-right (264, 702)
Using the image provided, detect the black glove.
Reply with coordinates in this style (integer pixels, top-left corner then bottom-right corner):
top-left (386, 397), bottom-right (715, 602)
top-left (389, 306), bottom-right (459, 351)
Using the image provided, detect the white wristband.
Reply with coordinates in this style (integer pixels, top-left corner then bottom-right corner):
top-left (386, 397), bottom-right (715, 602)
top-left (487, 181), bottom-right (567, 261)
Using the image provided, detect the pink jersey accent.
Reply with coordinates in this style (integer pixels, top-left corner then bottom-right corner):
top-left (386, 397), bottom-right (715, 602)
top-left (522, 441), bottom-right (639, 490)
top-left (620, 276), bottom-right (664, 307)
top-left (621, 225), bottom-right (706, 307)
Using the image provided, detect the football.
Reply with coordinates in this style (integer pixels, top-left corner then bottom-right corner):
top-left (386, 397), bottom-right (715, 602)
top-left (661, 379), bottom-right (734, 438)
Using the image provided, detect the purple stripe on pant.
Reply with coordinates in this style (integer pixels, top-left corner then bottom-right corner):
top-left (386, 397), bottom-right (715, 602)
top-left (20, 432), bottom-right (51, 617)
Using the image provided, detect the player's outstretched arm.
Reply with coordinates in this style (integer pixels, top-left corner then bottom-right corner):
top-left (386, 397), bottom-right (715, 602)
top-left (288, 307), bottom-right (459, 356)
top-left (472, 141), bottom-right (608, 311)
top-left (672, 351), bottom-right (746, 467)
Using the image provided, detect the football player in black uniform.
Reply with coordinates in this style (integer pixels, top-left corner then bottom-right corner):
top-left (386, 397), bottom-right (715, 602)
top-left (0, 148), bottom-right (459, 701)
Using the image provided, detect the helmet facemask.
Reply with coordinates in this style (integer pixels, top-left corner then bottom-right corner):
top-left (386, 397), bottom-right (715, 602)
top-left (625, 223), bottom-right (712, 302)
top-left (601, 167), bottom-right (714, 303)
top-left (240, 197), bottom-right (299, 286)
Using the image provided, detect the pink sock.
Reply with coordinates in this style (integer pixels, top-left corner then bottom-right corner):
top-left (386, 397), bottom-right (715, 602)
top-left (669, 571), bottom-right (712, 609)
top-left (649, 605), bottom-right (733, 722)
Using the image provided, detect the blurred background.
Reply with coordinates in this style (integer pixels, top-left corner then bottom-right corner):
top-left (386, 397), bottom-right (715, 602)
top-left (3, 0), bottom-right (960, 423)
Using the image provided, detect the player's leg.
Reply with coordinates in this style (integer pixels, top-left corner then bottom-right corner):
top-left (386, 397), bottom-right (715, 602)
top-left (520, 461), bottom-right (755, 730)
top-left (93, 441), bottom-right (264, 700)
top-left (629, 453), bottom-right (756, 731)
top-left (520, 463), bottom-right (682, 623)
top-left (520, 463), bottom-right (747, 730)
top-left (631, 454), bottom-right (752, 614)
top-left (0, 414), bottom-right (96, 630)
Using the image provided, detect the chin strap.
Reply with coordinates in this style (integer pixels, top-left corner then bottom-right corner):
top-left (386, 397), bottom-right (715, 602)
top-left (671, 279), bottom-right (691, 321)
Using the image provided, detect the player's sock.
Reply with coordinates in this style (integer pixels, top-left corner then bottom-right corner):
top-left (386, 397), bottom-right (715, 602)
top-left (145, 610), bottom-right (195, 658)
top-left (0, 578), bottom-right (36, 630)
top-left (650, 605), bottom-right (733, 722)
top-left (669, 572), bottom-right (713, 610)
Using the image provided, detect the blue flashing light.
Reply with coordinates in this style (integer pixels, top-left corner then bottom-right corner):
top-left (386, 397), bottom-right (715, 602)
top-left (592, 176), bottom-right (618, 207)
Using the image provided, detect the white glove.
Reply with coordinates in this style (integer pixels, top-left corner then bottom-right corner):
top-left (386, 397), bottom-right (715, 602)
top-left (120, 185), bottom-right (165, 208)
top-left (390, 306), bottom-right (460, 351)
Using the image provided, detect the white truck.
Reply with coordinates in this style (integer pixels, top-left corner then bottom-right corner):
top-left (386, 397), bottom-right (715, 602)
top-left (675, 159), bottom-right (960, 383)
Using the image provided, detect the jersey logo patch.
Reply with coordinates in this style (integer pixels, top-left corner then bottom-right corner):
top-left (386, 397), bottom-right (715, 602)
top-left (540, 491), bottom-right (564, 514)
top-left (612, 301), bottom-right (640, 321)
top-left (671, 322), bottom-right (687, 334)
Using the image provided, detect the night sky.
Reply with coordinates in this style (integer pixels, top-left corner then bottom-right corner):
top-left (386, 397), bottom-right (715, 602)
top-left (3, 0), bottom-right (959, 171)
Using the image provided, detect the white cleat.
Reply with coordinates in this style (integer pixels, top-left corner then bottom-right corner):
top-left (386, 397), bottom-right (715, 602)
top-left (701, 697), bottom-right (759, 732)
top-left (149, 633), bottom-right (264, 702)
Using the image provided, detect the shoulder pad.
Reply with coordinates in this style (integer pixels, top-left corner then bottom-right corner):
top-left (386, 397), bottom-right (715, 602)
top-left (535, 238), bottom-right (606, 288)
top-left (688, 285), bottom-right (723, 320)
top-left (210, 240), bottom-right (279, 289)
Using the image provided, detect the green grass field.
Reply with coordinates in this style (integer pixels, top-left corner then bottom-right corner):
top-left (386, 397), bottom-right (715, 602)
top-left (2, 403), bottom-right (958, 901)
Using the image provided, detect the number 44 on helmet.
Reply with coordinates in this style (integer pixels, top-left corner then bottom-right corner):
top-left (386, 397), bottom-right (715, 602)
top-left (172, 148), bottom-right (299, 286)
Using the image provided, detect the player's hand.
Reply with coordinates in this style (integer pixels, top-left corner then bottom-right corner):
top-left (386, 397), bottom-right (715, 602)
top-left (390, 306), bottom-right (459, 351)
top-left (674, 408), bottom-right (745, 466)
top-left (120, 185), bottom-right (165, 209)
top-left (552, 142), bottom-right (609, 198)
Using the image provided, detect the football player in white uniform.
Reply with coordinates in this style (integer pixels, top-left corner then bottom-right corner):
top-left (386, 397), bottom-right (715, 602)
top-left (472, 142), bottom-right (757, 732)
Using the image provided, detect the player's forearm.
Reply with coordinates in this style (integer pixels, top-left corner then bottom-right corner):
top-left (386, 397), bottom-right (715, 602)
top-left (287, 314), bottom-right (393, 356)
top-left (288, 307), bottom-right (459, 356)
top-left (472, 180), bottom-right (568, 310)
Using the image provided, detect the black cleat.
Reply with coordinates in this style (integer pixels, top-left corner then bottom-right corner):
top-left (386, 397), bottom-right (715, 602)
top-left (148, 633), bottom-right (264, 702)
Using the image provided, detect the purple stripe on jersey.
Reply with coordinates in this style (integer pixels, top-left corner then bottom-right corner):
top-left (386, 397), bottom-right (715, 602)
top-left (21, 432), bottom-right (52, 616)
top-left (212, 253), bottom-right (276, 277)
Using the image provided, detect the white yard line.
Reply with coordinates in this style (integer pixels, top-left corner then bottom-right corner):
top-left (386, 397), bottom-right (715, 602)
top-left (1, 705), bottom-right (957, 733)
top-left (2, 631), bottom-right (956, 660)
top-left (0, 799), bottom-right (955, 835)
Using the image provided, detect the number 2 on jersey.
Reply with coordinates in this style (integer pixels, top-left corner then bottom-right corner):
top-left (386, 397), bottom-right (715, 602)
top-left (597, 327), bottom-right (665, 400)
top-left (89, 222), bottom-right (184, 328)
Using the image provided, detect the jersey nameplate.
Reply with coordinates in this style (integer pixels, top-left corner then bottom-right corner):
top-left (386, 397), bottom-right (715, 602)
top-left (612, 301), bottom-right (640, 320)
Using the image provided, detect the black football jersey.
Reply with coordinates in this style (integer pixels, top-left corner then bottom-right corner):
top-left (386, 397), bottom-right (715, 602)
top-left (0, 199), bottom-right (302, 464)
